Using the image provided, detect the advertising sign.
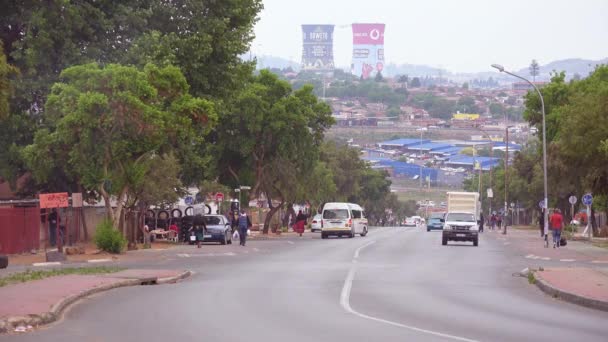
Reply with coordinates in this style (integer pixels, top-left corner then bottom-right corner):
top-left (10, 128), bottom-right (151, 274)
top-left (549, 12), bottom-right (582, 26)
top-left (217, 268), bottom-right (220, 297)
top-left (39, 192), bottom-right (69, 209)
top-left (351, 23), bottom-right (385, 79)
top-left (301, 25), bottom-right (335, 71)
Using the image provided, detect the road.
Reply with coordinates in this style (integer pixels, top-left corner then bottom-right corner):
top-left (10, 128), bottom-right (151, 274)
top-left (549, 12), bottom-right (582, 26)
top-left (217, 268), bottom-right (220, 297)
top-left (3, 227), bottom-right (608, 342)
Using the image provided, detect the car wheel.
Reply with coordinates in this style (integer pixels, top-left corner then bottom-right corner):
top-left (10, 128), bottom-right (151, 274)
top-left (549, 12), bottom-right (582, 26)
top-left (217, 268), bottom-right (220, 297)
top-left (473, 237), bottom-right (479, 247)
top-left (360, 227), bottom-right (368, 237)
top-left (220, 232), bottom-right (228, 245)
top-left (442, 236), bottom-right (448, 246)
top-left (349, 229), bottom-right (355, 238)
top-left (321, 233), bottom-right (327, 239)
top-left (427, 228), bottom-right (430, 232)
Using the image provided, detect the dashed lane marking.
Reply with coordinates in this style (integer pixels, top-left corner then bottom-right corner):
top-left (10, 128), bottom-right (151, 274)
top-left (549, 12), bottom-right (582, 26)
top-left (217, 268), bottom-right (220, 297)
top-left (287, 241), bottom-right (295, 245)
top-left (591, 260), bottom-right (608, 264)
top-left (559, 259), bottom-right (575, 262)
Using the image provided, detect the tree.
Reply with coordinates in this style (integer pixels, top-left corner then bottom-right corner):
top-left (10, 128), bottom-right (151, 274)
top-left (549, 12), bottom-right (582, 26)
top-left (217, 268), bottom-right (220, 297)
top-left (489, 102), bottom-right (505, 117)
top-left (0, 46), bottom-right (17, 120)
top-left (215, 70), bottom-right (333, 232)
top-left (457, 96), bottom-right (479, 113)
top-left (529, 59), bottom-right (540, 82)
top-left (22, 63), bottom-right (216, 228)
top-left (410, 77), bottom-right (421, 88)
top-left (462, 82), bottom-right (469, 90)
top-left (1, 0), bottom-right (263, 190)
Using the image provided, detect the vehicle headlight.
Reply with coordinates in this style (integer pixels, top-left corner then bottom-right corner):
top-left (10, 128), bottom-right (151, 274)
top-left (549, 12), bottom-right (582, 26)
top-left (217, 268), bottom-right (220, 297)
top-left (444, 224), bottom-right (451, 230)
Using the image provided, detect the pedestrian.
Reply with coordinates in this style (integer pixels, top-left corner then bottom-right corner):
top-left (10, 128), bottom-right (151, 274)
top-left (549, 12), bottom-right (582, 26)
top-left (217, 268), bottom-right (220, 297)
top-left (189, 218), bottom-right (206, 248)
top-left (490, 213), bottom-right (496, 230)
top-left (549, 209), bottom-right (564, 248)
top-left (479, 212), bottom-right (484, 233)
top-left (48, 209), bottom-right (58, 247)
top-left (294, 210), bottom-right (307, 237)
top-left (497, 214), bottom-right (502, 229)
top-left (539, 209), bottom-right (545, 238)
top-left (238, 209), bottom-right (252, 246)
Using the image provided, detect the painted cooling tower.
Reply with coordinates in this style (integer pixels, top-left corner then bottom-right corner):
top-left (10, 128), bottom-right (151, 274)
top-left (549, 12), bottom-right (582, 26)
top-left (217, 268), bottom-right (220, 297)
top-left (301, 25), bottom-right (335, 70)
top-left (351, 23), bottom-right (385, 79)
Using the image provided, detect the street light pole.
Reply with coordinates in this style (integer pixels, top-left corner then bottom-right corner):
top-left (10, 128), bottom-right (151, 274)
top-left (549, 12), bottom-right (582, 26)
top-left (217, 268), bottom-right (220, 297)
top-left (476, 127), bottom-right (494, 216)
top-left (504, 126), bottom-right (509, 235)
top-left (492, 64), bottom-right (548, 242)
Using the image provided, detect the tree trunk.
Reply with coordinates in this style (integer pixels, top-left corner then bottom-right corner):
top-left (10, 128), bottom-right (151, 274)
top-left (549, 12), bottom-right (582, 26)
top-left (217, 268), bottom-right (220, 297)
top-left (80, 207), bottom-right (89, 241)
top-left (282, 203), bottom-right (296, 228)
top-left (591, 207), bottom-right (598, 237)
top-left (263, 205), bottom-right (281, 234)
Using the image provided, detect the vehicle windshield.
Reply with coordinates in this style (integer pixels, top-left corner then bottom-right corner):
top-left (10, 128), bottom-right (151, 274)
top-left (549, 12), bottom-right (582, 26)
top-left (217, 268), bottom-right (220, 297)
top-left (428, 218), bottom-right (442, 224)
top-left (323, 209), bottom-right (349, 219)
top-left (446, 213), bottom-right (475, 222)
top-left (204, 216), bottom-right (223, 225)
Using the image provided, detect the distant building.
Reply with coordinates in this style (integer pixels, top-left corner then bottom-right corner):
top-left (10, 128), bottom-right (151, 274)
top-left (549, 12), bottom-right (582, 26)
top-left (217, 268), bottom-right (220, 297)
top-left (512, 82), bottom-right (548, 91)
top-left (452, 113), bottom-right (480, 120)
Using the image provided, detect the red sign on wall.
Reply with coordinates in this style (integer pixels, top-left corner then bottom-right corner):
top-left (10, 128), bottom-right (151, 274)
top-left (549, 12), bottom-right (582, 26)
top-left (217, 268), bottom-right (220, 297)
top-left (352, 23), bottom-right (385, 45)
top-left (39, 192), bottom-right (69, 209)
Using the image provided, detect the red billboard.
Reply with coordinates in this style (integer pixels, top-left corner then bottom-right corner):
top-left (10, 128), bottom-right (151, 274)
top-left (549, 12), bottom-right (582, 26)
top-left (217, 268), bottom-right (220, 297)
top-left (352, 23), bottom-right (385, 45)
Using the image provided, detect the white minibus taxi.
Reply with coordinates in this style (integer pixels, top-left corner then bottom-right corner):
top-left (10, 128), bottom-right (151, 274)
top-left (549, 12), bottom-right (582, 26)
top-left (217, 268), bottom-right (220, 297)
top-left (321, 202), bottom-right (368, 239)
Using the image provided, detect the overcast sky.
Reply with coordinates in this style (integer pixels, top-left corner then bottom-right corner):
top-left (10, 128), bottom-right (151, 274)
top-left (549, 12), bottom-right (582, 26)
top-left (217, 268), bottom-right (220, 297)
top-left (252, 0), bottom-right (608, 73)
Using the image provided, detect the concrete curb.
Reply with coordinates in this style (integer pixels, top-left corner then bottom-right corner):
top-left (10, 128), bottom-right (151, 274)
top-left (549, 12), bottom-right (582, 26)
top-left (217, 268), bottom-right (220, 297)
top-left (0, 270), bottom-right (191, 334)
top-left (534, 272), bottom-right (608, 312)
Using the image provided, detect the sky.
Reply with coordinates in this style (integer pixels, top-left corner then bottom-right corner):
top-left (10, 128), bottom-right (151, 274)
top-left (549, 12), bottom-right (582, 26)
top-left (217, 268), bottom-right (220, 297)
top-left (252, 0), bottom-right (608, 73)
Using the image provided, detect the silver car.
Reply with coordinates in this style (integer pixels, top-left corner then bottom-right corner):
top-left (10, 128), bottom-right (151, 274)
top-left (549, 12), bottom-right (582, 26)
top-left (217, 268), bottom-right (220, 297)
top-left (310, 214), bottom-right (322, 232)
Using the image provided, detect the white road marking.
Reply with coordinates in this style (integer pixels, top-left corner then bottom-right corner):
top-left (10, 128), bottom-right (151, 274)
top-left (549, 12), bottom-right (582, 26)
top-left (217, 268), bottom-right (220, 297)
top-left (87, 258), bottom-right (112, 263)
top-left (287, 241), bottom-right (295, 245)
top-left (252, 248), bottom-right (260, 252)
top-left (177, 254), bottom-right (190, 258)
top-left (32, 262), bottom-right (62, 267)
top-left (559, 259), bottom-right (575, 262)
top-left (541, 257), bottom-right (551, 261)
top-left (340, 240), bottom-right (479, 342)
top-left (503, 242), bottom-right (511, 245)
top-left (525, 254), bottom-right (535, 259)
top-left (591, 260), bottom-right (608, 264)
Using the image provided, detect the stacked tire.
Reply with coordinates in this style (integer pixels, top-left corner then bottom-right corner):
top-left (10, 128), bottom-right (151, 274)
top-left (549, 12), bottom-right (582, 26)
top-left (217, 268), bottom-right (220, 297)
top-left (0, 254), bottom-right (8, 269)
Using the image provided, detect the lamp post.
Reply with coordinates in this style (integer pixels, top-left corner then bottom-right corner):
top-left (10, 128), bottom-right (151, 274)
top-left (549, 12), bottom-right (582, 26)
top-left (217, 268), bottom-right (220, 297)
top-left (492, 64), bottom-right (548, 242)
top-left (476, 127), bottom-right (494, 216)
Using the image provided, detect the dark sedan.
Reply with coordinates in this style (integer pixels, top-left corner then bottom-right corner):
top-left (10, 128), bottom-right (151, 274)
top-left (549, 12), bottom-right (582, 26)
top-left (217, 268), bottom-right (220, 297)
top-left (202, 215), bottom-right (233, 245)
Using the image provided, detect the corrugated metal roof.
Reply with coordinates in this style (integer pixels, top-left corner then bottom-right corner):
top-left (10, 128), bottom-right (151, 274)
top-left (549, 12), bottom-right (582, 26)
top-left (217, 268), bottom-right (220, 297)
top-left (378, 138), bottom-right (430, 147)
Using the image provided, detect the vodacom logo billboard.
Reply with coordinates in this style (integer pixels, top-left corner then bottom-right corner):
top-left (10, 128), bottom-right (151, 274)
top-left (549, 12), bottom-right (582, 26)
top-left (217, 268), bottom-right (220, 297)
top-left (352, 23), bottom-right (385, 45)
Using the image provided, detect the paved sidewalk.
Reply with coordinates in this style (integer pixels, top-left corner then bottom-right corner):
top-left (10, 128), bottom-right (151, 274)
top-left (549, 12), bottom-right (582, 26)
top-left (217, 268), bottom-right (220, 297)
top-left (534, 268), bottom-right (608, 312)
top-left (491, 227), bottom-right (608, 264)
top-left (490, 227), bottom-right (608, 311)
top-left (0, 269), bottom-right (190, 334)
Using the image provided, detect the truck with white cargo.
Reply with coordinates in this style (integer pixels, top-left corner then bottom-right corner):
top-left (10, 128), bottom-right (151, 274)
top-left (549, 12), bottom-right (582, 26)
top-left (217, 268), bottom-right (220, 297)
top-left (442, 192), bottom-right (481, 246)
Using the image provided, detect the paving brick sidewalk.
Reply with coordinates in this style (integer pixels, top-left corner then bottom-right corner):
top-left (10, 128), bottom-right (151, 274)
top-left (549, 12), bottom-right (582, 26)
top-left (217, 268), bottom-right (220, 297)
top-left (491, 228), bottom-right (608, 263)
top-left (534, 268), bottom-right (608, 311)
top-left (0, 269), bottom-right (189, 333)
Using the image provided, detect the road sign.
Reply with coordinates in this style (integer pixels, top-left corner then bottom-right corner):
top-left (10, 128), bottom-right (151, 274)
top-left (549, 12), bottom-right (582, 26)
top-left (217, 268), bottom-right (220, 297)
top-left (538, 199), bottom-right (546, 209)
top-left (39, 193), bottom-right (69, 209)
top-left (215, 192), bottom-right (224, 202)
top-left (582, 193), bottom-right (593, 206)
top-left (510, 202), bottom-right (515, 208)
top-left (568, 195), bottom-right (577, 205)
top-left (487, 188), bottom-right (493, 198)
top-left (240, 186), bottom-right (251, 190)
top-left (184, 196), bottom-right (193, 205)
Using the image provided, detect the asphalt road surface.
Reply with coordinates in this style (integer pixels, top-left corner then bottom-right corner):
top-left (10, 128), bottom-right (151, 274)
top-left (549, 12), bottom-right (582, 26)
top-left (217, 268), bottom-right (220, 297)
top-left (4, 227), bottom-right (608, 342)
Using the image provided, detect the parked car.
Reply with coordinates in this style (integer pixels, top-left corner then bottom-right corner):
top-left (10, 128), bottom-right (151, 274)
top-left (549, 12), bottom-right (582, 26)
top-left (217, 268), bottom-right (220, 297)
top-left (311, 214), bottom-right (322, 232)
top-left (202, 215), bottom-right (233, 245)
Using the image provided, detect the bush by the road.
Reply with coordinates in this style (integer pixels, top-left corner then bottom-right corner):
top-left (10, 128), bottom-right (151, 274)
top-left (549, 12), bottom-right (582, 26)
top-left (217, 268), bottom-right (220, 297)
top-left (94, 219), bottom-right (127, 254)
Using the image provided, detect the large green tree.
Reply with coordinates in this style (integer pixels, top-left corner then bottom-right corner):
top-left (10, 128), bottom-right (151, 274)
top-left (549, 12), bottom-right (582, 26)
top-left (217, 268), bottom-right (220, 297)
top-left (216, 70), bottom-right (334, 232)
top-left (22, 63), bottom-right (216, 227)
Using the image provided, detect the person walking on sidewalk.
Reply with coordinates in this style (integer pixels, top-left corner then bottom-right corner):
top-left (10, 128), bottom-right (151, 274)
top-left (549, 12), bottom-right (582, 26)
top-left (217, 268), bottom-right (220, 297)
top-left (294, 210), bottom-right (307, 236)
top-left (479, 212), bottom-right (485, 233)
top-left (238, 209), bottom-right (252, 246)
top-left (539, 209), bottom-right (545, 238)
top-left (549, 209), bottom-right (564, 248)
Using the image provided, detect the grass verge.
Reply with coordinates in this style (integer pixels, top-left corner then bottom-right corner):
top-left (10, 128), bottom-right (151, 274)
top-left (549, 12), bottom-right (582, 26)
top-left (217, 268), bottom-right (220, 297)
top-left (0, 266), bottom-right (124, 288)
top-left (528, 271), bottom-right (536, 284)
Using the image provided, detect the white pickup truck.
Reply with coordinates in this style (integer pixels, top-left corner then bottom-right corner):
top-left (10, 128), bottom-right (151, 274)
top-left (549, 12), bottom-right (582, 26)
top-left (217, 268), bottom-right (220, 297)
top-left (442, 192), bottom-right (480, 246)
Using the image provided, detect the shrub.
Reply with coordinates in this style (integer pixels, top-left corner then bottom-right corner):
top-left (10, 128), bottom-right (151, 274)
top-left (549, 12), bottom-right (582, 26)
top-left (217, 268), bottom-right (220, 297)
top-left (94, 219), bottom-right (127, 254)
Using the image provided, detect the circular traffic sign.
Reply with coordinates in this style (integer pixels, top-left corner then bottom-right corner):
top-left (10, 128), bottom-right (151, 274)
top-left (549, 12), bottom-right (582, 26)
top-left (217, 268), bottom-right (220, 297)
top-left (538, 199), bottom-right (546, 209)
top-left (215, 192), bottom-right (224, 202)
top-left (582, 193), bottom-right (593, 206)
top-left (185, 196), bottom-right (193, 205)
top-left (569, 195), bottom-right (577, 205)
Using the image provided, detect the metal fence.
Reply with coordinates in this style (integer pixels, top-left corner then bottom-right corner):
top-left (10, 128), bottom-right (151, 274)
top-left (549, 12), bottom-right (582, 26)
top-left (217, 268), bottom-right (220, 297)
top-left (0, 207), bottom-right (40, 254)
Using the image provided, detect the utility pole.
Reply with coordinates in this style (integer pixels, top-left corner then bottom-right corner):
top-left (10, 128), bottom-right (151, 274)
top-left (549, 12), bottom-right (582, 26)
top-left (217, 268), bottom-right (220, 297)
top-left (504, 127), bottom-right (509, 235)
